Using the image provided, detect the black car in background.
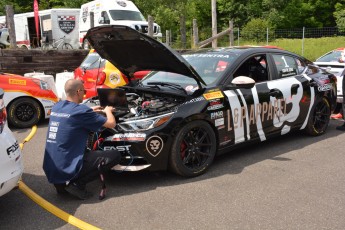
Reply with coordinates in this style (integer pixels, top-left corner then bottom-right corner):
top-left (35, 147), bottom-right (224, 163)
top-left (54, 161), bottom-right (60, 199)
top-left (84, 25), bottom-right (337, 177)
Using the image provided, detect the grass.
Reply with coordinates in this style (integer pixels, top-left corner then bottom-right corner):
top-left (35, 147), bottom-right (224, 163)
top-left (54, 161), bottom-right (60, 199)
top-left (236, 36), bottom-right (345, 61)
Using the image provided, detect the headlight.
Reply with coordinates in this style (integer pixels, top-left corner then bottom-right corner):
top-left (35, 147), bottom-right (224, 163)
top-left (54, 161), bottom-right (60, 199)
top-left (118, 112), bottom-right (174, 131)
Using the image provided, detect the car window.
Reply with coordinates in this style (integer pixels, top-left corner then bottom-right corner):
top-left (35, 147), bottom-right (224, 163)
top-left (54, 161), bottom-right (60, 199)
top-left (272, 54), bottom-right (300, 78)
top-left (80, 53), bottom-right (105, 69)
top-left (233, 55), bottom-right (269, 82)
top-left (316, 50), bottom-right (343, 62)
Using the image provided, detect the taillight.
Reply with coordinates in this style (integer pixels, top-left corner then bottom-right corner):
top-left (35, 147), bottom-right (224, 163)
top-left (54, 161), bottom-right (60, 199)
top-left (97, 72), bottom-right (106, 85)
top-left (0, 107), bottom-right (7, 134)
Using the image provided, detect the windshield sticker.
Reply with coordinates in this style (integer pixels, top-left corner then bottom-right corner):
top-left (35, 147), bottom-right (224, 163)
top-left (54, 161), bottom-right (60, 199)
top-left (184, 54), bottom-right (230, 59)
top-left (203, 91), bottom-right (224, 100)
top-left (9, 79), bottom-right (26, 85)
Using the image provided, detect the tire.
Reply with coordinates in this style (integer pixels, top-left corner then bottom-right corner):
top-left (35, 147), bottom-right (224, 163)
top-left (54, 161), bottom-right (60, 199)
top-left (169, 120), bottom-right (217, 177)
top-left (62, 43), bottom-right (73, 49)
top-left (305, 97), bottom-right (331, 136)
top-left (7, 98), bottom-right (42, 128)
top-left (41, 43), bottom-right (53, 50)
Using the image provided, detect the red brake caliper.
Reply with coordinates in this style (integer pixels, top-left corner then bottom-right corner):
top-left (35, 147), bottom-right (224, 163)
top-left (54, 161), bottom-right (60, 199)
top-left (180, 141), bottom-right (187, 159)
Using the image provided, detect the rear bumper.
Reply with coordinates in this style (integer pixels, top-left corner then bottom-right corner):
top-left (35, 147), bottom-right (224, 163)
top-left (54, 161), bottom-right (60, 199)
top-left (0, 170), bottom-right (22, 197)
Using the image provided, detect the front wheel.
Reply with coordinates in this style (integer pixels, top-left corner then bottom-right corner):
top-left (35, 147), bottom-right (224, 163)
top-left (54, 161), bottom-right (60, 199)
top-left (7, 97), bottom-right (42, 128)
top-left (305, 97), bottom-right (331, 136)
top-left (169, 120), bottom-right (217, 177)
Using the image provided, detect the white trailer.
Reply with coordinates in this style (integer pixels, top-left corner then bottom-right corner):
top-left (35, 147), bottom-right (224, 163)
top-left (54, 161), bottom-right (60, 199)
top-left (0, 8), bottom-right (80, 49)
top-left (79, 0), bottom-right (162, 48)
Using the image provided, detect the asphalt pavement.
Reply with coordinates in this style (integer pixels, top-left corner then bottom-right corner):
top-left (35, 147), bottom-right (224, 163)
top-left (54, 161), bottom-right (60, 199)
top-left (1, 119), bottom-right (345, 229)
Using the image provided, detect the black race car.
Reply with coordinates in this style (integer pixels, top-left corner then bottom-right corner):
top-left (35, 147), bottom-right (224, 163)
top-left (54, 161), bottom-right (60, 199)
top-left (85, 25), bottom-right (337, 177)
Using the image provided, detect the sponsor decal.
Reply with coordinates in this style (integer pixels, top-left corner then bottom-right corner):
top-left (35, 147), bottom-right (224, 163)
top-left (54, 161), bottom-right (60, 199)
top-left (215, 118), bottom-right (224, 127)
top-left (82, 7), bottom-right (88, 23)
top-left (112, 133), bottom-right (146, 141)
top-left (183, 96), bottom-right (205, 105)
top-left (280, 67), bottom-right (297, 77)
top-left (7, 141), bottom-right (19, 158)
top-left (109, 72), bottom-right (121, 85)
top-left (58, 15), bottom-right (76, 34)
top-left (227, 98), bottom-right (288, 131)
top-left (103, 145), bottom-right (131, 152)
top-left (9, 79), bottom-right (26, 85)
top-left (207, 99), bottom-right (224, 111)
top-left (146, 136), bottom-right (164, 157)
top-left (203, 91), bottom-right (224, 100)
top-left (117, 1), bottom-right (127, 7)
top-left (318, 84), bottom-right (332, 91)
top-left (207, 104), bottom-right (224, 111)
top-left (211, 111), bottom-right (224, 120)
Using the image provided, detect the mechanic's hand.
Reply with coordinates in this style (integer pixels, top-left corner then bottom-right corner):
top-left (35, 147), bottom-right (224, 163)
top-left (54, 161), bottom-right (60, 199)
top-left (103, 106), bottom-right (115, 114)
top-left (92, 105), bottom-right (103, 112)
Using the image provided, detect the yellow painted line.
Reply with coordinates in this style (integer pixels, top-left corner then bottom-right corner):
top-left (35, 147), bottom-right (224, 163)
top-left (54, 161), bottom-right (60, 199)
top-left (18, 181), bottom-right (101, 230)
top-left (19, 126), bottom-right (102, 230)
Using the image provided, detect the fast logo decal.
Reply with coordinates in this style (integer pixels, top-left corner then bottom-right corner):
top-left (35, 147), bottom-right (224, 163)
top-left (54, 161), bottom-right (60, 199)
top-left (146, 136), bottom-right (163, 157)
top-left (7, 141), bottom-right (20, 158)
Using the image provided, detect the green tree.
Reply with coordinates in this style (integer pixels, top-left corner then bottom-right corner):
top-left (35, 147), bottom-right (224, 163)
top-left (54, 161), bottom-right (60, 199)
top-left (241, 18), bottom-right (274, 42)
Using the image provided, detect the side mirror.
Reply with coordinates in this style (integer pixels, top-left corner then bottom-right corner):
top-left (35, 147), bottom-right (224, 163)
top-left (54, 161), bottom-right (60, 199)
top-left (231, 76), bottom-right (256, 89)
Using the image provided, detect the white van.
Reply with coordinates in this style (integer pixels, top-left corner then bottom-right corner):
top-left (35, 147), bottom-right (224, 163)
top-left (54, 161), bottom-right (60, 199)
top-left (79, 0), bottom-right (162, 48)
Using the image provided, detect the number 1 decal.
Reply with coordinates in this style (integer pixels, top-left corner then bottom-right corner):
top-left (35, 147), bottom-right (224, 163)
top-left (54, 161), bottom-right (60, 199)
top-left (281, 56), bottom-right (289, 68)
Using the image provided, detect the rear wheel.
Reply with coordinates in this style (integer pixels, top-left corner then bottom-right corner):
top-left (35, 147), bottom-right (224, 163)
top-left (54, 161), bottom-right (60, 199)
top-left (7, 98), bottom-right (42, 128)
top-left (62, 43), bottom-right (73, 49)
top-left (305, 97), bottom-right (331, 136)
top-left (41, 43), bottom-right (53, 50)
top-left (169, 120), bottom-right (217, 177)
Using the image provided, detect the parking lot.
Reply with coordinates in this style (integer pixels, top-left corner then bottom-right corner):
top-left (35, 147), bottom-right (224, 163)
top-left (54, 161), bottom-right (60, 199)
top-left (1, 119), bottom-right (345, 229)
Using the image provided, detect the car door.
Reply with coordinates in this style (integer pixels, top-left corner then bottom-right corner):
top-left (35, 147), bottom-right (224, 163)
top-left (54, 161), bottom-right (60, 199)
top-left (223, 54), bottom-right (271, 145)
top-left (262, 53), bottom-right (313, 135)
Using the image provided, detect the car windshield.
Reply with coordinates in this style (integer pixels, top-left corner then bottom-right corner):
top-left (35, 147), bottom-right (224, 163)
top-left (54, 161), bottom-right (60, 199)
top-left (141, 52), bottom-right (238, 92)
top-left (109, 10), bottom-right (146, 21)
top-left (316, 50), bottom-right (344, 62)
top-left (80, 52), bottom-right (105, 69)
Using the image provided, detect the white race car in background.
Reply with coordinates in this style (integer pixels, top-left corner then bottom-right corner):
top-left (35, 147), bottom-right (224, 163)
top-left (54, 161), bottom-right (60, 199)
top-left (314, 48), bottom-right (345, 118)
top-left (0, 88), bottom-right (23, 197)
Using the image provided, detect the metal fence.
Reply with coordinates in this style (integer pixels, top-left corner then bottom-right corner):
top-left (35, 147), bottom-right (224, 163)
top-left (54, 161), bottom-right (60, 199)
top-left (164, 27), bottom-right (345, 50)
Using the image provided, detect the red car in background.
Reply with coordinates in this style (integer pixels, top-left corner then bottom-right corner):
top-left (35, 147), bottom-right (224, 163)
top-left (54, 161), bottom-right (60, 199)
top-left (74, 49), bottom-right (148, 99)
top-left (0, 73), bottom-right (58, 128)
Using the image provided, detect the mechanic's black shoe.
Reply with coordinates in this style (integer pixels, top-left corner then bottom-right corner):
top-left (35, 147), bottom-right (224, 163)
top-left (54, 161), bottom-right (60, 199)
top-left (65, 183), bottom-right (92, 200)
top-left (54, 183), bottom-right (68, 195)
top-left (336, 124), bottom-right (345, 131)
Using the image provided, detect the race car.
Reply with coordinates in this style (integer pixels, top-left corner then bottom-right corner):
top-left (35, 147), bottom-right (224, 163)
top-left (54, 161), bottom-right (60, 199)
top-left (0, 88), bottom-right (23, 197)
top-left (74, 49), bottom-right (149, 100)
top-left (83, 25), bottom-right (337, 177)
top-left (0, 73), bottom-right (58, 128)
top-left (314, 48), bottom-right (345, 118)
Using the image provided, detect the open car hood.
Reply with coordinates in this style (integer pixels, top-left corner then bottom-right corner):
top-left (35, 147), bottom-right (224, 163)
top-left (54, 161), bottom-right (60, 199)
top-left (85, 25), bottom-right (206, 86)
